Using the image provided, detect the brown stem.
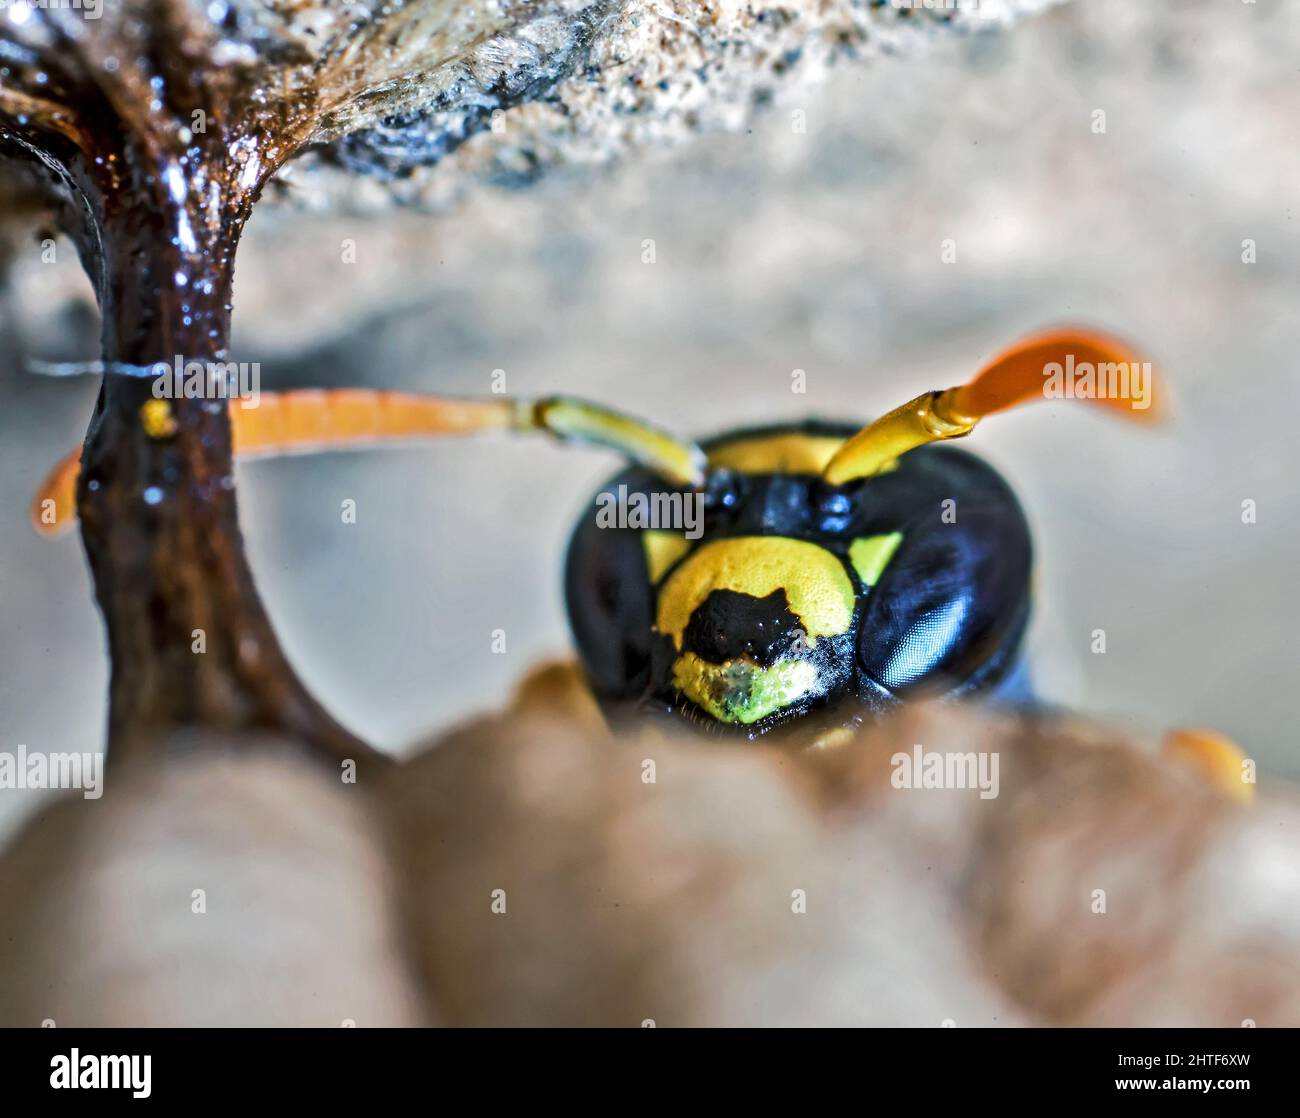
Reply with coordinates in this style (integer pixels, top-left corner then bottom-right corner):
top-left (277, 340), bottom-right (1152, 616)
top-left (1, 20), bottom-right (381, 773)
top-left (78, 171), bottom-right (375, 770)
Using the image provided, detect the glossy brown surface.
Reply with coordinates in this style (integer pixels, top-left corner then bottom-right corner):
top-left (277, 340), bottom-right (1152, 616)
top-left (0, 9), bottom-right (371, 767)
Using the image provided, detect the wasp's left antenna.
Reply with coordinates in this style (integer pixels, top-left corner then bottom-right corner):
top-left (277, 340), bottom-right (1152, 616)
top-left (32, 390), bottom-right (708, 536)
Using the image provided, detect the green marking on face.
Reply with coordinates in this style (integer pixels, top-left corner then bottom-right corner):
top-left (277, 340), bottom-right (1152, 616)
top-left (672, 652), bottom-right (821, 725)
top-left (848, 531), bottom-right (903, 588)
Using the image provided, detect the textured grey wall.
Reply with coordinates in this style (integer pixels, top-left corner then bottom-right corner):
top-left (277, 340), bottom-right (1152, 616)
top-left (1, 0), bottom-right (1296, 844)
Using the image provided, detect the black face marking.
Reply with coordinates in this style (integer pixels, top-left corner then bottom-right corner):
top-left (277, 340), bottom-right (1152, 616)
top-left (681, 588), bottom-right (803, 668)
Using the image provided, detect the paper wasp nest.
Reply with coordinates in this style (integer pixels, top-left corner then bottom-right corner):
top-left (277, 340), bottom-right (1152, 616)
top-left (0, 0), bottom-right (1064, 218)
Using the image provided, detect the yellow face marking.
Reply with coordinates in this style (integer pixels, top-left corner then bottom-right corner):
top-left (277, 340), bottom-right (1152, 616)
top-left (642, 530), bottom-right (692, 584)
top-left (672, 652), bottom-right (822, 725)
top-left (707, 433), bottom-right (846, 475)
top-left (656, 536), bottom-right (855, 651)
top-left (848, 532), bottom-right (903, 587)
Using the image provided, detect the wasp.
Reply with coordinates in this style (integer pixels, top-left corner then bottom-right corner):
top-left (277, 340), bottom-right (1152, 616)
top-left (31, 327), bottom-right (1250, 798)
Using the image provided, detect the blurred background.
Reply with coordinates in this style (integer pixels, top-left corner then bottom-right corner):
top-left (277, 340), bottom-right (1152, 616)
top-left (1, 0), bottom-right (1297, 845)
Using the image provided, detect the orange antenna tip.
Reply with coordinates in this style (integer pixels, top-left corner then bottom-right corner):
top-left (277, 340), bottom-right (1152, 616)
top-left (30, 448), bottom-right (81, 537)
top-left (823, 326), bottom-right (1164, 486)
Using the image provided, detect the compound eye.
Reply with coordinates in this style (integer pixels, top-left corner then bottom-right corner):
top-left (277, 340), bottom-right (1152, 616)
top-left (564, 469), bottom-right (679, 700)
top-left (855, 479), bottom-right (1032, 697)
